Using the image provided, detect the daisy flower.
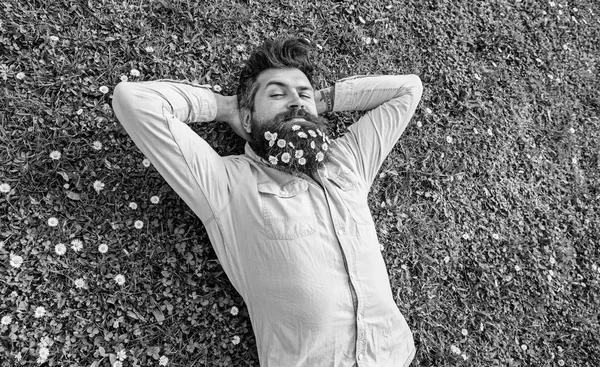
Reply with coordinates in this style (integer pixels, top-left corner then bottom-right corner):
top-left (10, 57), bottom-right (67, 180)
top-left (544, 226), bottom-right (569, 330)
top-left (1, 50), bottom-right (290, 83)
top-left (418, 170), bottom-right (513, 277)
top-left (212, 85), bottom-right (222, 92)
top-left (113, 361), bottom-right (123, 367)
top-left (1, 315), bottom-right (11, 325)
top-left (49, 151), bottom-right (61, 160)
top-left (268, 156), bottom-right (278, 165)
top-left (119, 75), bottom-right (128, 83)
top-left (145, 46), bottom-right (154, 53)
top-left (322, 143), bottom-right (329, 151)
top-left (142, 158), bottom-right (151, 167)
top-left (277, 139), bottom-right (287, 148)
top-left (291, 125), bottom-right (301, 131)
top-left (93, 180), bottom-right (105, 193)
top-left (38, 346), bottom-right (49, 363)
top-left (92, 141), bottom-right (103, 150)
top-left (297, 131), bottom-right (307, 138)
top-left (9, 253), bottom-right (23, 268)
top-left (150, 196), bottom-right (160, 204)
top-left (0, 183), bottom-right (11, 193)
top-left (74, 278), bottom-right (86, 289)
top-left (298, 157), bottom-right (307, 166)
top-left (281, 152), bottom-right (291, 163)
top-left (71, 239), bottom-right (83, 252)
top-left (114, 274), bottom-right (125, 286)
top-left (134, 220), bottom-right (144, 229)
top-left (159, 356), bottom-right (169, 366)
top-left (130, 68), bottom-right (140, 77)
top-left (310, 141), bottom-right (316, 149)
top-left (48, 217), bottom-right (59, 227)
top-left (54, 243), bottom-right (66, 255)
top-left (295, 150), bottom-right (304, 159)
top-left (16, 72), bottom-right (25, 80)
top-left (98, 243), bottom-right (108, 253)
top-left (99, 86), bottom-right (109, 94)
top-left (49, 35), bottom-right (59, 42)
top-left (129, 202), bottom-right (138, 210)
top-left (230, 306), bottom-right (239, 316)
top-left (116, 349), bottom-right (127, 361)
top-left (232, 335), bottom-right (241, 345)
top-left (308, 130), bottom-right (317, 137)
top-left (316, 152), bottom-right (325, 162)
top-left (34, 306), bottom-right (46, 318)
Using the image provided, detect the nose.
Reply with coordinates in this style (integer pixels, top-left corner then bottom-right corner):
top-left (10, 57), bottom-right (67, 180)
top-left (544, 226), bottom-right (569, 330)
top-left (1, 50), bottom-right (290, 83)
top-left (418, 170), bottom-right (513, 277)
top-left (287, 92), bottom-right (305, 111)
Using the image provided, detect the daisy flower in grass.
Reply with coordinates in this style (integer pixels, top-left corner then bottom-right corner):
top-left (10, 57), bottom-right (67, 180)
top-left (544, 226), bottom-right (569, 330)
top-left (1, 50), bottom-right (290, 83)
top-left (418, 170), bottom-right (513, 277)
top-left (129, 202), bottom-right (138, 210)
top-left (34, 306), bottom-right (46, 318)
top-left (150, 196), bottom-right (160, 204)
top-left (93, 180), bottom-right (105, 193)
top-left (0, 183), bottom-right (11, 193)
top-left (142, 158), bottom-right (151, 167)
top-left (16, 72), bottom-right (25, 80)
top-left (134, 220), bottom-right (144, 229)
top-left (98, 244), bottom-right (108, 254)
top-left (232, 335), bottom-right (241, 345)
top-left (9, 253), bottom-right (23, 268)
top-left (1, 315), bottom-right (11, 325)
top-left (116, 349), bottom-right (127, 361)
top-left (130, 68), bottom-right (140, 77)
top-left (159, 356), bottom-right (169, 366)
top-left (92, 141), bottom-right (103, 150)
top-left (48, 217), bottom-right (59, 227)
top-left (38, 346), bottom-right (49, 363)
top-left (74, 278), bottom-right (86, 289)
top-left (99, 86), bottom-right (109, 94)
top-left (49, 150), bottom-right (61, 160)
top-left (114, 274), bottom-right (125, 286)
top-left (71, 239), bottom-right (83, 252)
top-left (54, 243), bottom-right (66, 255)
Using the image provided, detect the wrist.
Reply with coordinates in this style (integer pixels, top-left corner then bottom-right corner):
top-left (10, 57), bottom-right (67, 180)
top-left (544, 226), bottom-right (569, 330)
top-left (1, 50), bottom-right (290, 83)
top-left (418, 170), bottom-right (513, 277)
top-left (316, 86), bottom-right (335, 114)
top-left (214, 94), bottom-right (239, 123)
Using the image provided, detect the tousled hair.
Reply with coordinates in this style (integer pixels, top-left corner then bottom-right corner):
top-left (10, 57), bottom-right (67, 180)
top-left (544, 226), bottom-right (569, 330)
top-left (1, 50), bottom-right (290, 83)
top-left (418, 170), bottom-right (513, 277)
top-left (237, 38), bottom-right (315, 112)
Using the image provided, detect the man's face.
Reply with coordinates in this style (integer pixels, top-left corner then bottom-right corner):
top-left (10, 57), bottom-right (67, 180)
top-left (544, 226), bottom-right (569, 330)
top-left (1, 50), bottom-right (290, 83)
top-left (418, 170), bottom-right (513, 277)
top-left (248, 67), bottom-right (318, 128)
top-left (243, 68), bottom-right (332, 174)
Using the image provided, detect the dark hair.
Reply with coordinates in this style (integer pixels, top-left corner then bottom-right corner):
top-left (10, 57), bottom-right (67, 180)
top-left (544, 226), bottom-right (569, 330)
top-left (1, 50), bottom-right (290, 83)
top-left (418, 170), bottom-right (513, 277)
top-left (237, 38), bottom-right (315, 112)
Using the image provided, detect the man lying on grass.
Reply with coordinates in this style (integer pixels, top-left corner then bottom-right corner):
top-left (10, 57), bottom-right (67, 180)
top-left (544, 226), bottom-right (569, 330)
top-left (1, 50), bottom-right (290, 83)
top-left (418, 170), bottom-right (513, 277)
top-left (112, 38), bottom-right (422, 366)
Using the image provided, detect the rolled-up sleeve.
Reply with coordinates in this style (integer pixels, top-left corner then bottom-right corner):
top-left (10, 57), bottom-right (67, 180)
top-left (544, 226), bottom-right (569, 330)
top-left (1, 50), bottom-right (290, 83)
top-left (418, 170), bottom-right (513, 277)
top-left (333, 75), bottom-right (423, 186)
top-left (111, 81), bottom-right (230, 223)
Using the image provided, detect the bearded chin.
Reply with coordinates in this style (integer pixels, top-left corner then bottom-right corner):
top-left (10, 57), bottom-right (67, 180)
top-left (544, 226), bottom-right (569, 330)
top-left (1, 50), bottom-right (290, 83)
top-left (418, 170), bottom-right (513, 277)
top-left (249, 110), bottom-right (333, 175)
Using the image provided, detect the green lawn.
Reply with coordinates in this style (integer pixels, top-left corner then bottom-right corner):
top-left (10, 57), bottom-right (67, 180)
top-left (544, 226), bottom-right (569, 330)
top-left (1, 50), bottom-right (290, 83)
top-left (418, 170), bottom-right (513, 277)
top-left (1, 0), bottom-right (599, 366)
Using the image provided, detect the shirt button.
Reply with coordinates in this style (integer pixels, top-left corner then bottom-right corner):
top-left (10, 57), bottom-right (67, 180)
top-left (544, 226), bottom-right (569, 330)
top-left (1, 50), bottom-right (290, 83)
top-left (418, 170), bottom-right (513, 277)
top-left (337, 229), bottom-right (344, 236)
top-left (358, 353), bottom-right (364, 361)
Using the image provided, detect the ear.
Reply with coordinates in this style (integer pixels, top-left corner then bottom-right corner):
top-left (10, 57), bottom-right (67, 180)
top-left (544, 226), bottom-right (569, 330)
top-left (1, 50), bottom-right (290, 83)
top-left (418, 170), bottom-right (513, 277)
top-left (240, 108), bottom-right (252, 134)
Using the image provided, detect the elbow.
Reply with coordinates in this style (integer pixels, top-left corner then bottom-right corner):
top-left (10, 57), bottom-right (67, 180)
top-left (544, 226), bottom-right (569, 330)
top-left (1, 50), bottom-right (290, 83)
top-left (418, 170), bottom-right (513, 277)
top-left (407, 74), bottom-right (423, 100)
top-left (112, 82), bottom-right (145, 126)
top-left (112, 81), bottom-right (135, 112)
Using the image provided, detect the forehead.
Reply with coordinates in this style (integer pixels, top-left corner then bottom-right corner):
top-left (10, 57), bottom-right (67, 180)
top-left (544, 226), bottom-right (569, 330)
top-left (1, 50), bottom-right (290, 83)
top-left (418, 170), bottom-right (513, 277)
top-left (256, 68), bottom-right (312, 91)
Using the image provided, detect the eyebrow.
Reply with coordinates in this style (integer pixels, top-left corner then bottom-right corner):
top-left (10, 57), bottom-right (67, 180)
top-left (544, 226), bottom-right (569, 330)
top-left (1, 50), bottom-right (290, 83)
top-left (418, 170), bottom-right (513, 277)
top-left (264, 81), bottom-right (314, 92)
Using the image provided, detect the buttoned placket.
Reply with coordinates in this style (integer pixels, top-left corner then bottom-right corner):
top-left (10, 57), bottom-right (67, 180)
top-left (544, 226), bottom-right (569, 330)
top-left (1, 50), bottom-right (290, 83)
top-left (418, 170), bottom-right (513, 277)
top-left (317, 168), bottom-right (367, 366)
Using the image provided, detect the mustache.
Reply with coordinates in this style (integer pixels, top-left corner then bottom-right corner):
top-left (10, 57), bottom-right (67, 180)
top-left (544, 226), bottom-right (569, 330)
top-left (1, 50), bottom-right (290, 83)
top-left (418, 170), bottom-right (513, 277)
top-left (272, 109), bottom-right (319, 128)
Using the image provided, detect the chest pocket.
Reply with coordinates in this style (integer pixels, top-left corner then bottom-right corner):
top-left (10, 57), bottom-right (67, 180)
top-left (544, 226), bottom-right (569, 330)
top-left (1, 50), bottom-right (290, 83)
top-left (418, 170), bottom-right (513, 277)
top-left (326, 167), bottom-right (372, 225)
top-left (257, 180), bottom-right (317, 240)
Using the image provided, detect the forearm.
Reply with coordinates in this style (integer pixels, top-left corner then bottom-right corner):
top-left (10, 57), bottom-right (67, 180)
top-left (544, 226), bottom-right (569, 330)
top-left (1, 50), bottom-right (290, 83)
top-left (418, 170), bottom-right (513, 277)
top-left (316, 86), bottom-right (336, 115)
top-left (332, 74), bottom-right (422, 113)
top-left (113, 80), bottom-right (218, 125)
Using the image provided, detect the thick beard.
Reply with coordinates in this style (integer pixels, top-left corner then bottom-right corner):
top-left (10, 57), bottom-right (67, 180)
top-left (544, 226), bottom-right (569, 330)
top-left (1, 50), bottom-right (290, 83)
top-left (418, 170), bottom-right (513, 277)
top-left (249, 109), bottom-right (333, 176)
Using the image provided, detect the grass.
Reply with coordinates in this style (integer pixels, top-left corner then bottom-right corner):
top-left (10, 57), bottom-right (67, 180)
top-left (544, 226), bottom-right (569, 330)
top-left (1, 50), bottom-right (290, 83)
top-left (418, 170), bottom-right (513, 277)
top-left (1, 0), bottom-right (599, 365)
